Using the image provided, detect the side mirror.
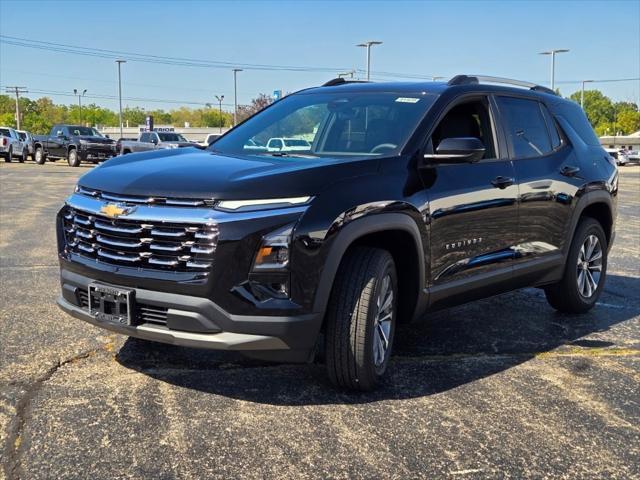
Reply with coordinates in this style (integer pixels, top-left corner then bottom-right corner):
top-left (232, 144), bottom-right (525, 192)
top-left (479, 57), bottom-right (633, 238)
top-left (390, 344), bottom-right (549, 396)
top-left (150, 137), bottom-right (158, 145)
top-left (105, 134), bottom-right (110, 139)
top-left (423, 137), bottom-right (485, 164)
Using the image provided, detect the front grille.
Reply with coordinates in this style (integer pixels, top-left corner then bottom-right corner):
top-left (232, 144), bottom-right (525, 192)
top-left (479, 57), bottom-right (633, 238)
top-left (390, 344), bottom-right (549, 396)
top-left (62, 207), bottom-right (218, 272)
top-left (137, 305), bottom-right (169, 325)
top-left (76, 186), bottom-right (215, 207)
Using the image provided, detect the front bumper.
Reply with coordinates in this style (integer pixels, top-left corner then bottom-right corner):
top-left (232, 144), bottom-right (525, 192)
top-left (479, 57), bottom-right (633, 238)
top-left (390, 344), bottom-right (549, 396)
top-left (58, 268), bottom-right (320, 362)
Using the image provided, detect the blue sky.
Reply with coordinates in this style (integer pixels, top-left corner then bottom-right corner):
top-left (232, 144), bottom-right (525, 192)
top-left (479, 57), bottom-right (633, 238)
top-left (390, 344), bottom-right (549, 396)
top-left (1, 0), bottom-right (638, 112)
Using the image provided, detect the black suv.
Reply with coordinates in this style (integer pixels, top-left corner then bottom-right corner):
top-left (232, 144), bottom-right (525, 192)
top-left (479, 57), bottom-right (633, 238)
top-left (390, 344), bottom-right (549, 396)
top-left (56, 75), bottom-right (618, 390)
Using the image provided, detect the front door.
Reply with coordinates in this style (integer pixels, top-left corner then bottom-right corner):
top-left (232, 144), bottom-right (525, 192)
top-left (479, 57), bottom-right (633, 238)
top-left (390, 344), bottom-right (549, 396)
top-left (423, 96), bottom-right (519, 298)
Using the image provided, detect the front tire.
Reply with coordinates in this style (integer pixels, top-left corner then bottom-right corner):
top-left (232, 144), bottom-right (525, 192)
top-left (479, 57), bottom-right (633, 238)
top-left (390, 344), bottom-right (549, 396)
top-left (545, 218), bottom-right (608, 313)
top-left (34, 147), bottom-right (46, 165)
top-left (67, 149), bottom-right (80, 167)
top-left (325, 247), bottom-right (397, 391)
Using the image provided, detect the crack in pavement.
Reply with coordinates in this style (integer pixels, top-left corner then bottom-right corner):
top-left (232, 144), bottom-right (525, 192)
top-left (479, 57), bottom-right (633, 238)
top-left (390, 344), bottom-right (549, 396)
top-left (1, 346), bottom-right (111, 480)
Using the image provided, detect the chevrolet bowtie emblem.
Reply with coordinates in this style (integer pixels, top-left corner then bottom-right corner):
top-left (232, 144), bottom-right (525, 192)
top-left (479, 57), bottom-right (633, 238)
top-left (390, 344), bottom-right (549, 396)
top-left (100, 203), bottom-right (135, 218)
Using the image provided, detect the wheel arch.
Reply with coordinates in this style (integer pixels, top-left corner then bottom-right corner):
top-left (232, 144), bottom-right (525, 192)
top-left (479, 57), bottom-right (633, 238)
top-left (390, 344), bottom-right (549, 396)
top-left (312, 213), bottom-right (426, 324)
top-left (568, 191), bottom-right (614, 252)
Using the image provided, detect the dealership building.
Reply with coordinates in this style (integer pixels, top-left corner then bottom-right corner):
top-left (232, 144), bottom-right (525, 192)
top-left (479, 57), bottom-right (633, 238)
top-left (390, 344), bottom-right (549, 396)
top-left (599, 130), bottom-right (640, 150)
top-left (99, 125), bottom-right (231, 142)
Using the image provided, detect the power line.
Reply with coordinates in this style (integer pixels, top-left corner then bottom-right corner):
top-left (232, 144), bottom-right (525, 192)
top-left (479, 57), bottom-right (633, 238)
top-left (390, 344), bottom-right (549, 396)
top-left (0, 85), bottom-right (236, 108)
top-left (4, 86), bottom-right (28, 129)
top-left (0, 35), bottom-right (442, 80)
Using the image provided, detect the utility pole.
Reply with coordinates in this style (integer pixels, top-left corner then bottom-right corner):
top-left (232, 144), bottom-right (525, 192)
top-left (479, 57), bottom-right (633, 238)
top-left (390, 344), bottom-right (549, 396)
top-left (215, 95), bottom-right (225, 133)
top-left (232, 68), bottom-right (242, 126)
top-left (538, 49), bottom-right (569, 91)
top-left (356, 41), bottom-right (382, 81)
top-left (5, 86), bottom-right (28, 130)
top-left (116, 60), bottom-right (126, 139)
top-left (73, 89), bottom-right (87, 124)
top-left (580, 80), bottom-right (594, 109)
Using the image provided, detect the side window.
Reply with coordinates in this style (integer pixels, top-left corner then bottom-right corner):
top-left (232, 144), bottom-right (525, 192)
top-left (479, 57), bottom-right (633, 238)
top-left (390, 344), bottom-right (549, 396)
top-left (540, 104), bottom-right (562, 150)
top-left (497, 97), bottom-right (552, 159)
top-left (140, 132), bottom-right (150, 142)
top-left (557, 102), bottom-right (601, 146)
top-left (430, 98), bottom-right (497, 159)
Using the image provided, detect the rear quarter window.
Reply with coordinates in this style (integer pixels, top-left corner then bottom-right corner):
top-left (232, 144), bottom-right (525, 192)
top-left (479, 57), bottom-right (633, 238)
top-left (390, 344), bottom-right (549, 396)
top-left (555, 101), bottom-right (600, 146)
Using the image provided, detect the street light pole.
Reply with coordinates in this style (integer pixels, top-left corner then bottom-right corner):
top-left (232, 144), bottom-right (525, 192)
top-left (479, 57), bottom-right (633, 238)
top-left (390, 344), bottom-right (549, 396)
top-left (232, 69), bottom-right (242, 126)
top-left (356, 41), bottom-right (382, 81)
top-left (215, 95), bottom-right (225, 133)
top-left (581, 80), bottom-right (594, 109)
top-left (74, 88), bottom-right (87, 124)
top-left (539, 49), bottom-right (569, 91)
top-left (116, 60), bottom-right (126, 139)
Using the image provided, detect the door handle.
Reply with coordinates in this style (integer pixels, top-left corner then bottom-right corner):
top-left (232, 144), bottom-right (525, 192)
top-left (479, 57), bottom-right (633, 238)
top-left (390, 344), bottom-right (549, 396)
top-left (491, 176), bottom-right (514, 189)
top-left (560, 165), bottom-right (580, 177)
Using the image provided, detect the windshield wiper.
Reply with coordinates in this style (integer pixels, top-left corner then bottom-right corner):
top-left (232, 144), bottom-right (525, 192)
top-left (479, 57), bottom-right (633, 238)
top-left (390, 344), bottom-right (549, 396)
top-left (263, 152), bottom-right (319, 158)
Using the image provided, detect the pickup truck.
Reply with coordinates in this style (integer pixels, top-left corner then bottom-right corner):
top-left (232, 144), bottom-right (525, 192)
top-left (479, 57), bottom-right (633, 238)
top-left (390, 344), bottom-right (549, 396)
top-left (33, 125), bottom-right (117, 167)
top-left (119, 131), bottom-right (199, 154)
top-left (0, 126), bottom-right (29, 163)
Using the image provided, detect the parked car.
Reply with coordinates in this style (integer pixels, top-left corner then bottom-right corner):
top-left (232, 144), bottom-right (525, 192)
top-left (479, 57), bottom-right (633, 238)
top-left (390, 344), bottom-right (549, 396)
top-left (604, 148), bottom-right (629, 166)
top-left (119, 131), bottom-right (199, 154)
top-left (33, 125), bottom-right (117, 166)
top-left (16, 130), bottom-right (34, 160)
top-left (115, 137), bottom-right (137, 155)
top-left (266, 137), bottom-right (312, 152)
top-left (200, 133), bottom-right (222, 147)
top-left (56, 75), bottom-right (617, 390)
top-left (0, 126), bottom-right (28, 162)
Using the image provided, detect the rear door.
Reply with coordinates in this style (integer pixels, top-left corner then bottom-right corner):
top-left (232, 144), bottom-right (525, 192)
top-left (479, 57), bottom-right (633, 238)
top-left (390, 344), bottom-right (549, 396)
top-left (495, 95), bottom-right (580, 270)
top-left (425, 95), bottom-right (519, 295)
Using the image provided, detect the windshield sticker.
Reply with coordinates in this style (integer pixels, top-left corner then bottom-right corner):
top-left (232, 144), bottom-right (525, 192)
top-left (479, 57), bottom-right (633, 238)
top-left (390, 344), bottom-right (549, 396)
top-left (395, 97), bottom-right (420, 103)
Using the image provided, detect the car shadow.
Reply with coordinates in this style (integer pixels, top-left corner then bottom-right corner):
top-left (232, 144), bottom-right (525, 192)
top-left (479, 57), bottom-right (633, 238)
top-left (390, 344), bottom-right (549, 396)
top-left (115, 273), bottom-right (639, 405)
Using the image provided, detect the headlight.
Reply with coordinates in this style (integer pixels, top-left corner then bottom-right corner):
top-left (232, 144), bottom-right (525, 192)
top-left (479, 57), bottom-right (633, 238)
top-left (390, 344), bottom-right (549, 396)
top-left (217, 196), bottom-right (311, 212)
top-left (252, 224), bottom-right (293, 271)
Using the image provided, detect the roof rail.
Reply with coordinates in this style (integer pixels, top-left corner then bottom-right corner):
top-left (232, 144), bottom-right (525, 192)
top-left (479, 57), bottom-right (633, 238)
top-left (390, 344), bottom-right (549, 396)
top-left (322, 77), bottom-right (368, 87)
top-left (448, 75), bottom-right (557, 96)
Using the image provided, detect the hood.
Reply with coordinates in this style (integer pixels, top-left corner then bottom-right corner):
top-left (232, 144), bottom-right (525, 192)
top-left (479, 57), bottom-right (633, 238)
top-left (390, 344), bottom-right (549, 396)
top-left (78, 147), bottom-right (379, 199)
top-left (77, 135), bottom-right (115, 144)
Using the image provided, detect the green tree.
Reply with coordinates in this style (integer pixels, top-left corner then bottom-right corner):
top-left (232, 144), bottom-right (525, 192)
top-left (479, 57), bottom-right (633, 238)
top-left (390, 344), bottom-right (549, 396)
top-left (569, 90), bottom-right (615, 128)
top-left (616, 110), bottom-right (640, 135)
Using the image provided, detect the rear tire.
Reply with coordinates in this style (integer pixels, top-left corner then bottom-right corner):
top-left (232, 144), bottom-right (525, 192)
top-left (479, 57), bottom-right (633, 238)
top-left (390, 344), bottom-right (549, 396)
top-left (67, 148), bottom-right (80, 167)
top-left (325, 247), bottom-right (397, 391)
top-left (545, 218), bottom-right (607, 313)
top-left (4, 147), bottom-right (12, 162)
top-left (19, 149), bottom-right (27, 163)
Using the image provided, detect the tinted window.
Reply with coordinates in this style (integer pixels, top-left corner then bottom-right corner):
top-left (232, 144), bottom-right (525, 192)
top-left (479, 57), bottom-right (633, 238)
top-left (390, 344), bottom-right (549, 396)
top-left (0, 128), bottom-right (10, 136)
top-left (556, 101), bottom-right (600, 146)
top-left (540, 105), bottom-right (562, 149)
top-left (497, 97), bottom-right (552, 158)
top-left (17, 132), bottom-right (26, 140)
top-left (158, 133), bottom-right (187, 142)
top-left (140, 133), bottom-right (150, 142)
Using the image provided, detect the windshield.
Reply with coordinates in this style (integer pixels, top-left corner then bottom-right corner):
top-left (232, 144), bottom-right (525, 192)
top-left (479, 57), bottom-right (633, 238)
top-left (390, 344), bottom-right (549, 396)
top-left (211, 91), bottom-right (436, 159)
top-left (158, 133), bottom-right (188, 142)
top-left (69, 127), bottom-right (103, 137)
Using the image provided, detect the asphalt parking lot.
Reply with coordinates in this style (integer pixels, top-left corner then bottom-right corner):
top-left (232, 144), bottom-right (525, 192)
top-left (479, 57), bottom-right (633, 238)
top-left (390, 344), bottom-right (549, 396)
top-left (1, 160), bottom-right (638, 480)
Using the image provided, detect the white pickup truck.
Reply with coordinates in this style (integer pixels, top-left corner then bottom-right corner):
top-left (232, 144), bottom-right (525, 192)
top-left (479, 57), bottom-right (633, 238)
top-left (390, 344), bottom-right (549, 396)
top-left (0, 126), bottom-right (29, 162)
top-left (119, 131), bottom-right (199, 154)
